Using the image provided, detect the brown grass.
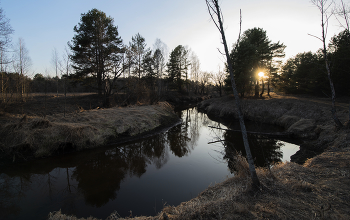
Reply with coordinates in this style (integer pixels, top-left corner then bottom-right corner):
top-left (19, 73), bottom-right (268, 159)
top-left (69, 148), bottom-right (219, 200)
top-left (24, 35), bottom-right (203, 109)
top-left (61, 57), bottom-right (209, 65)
top-left (48, 148), bottom-right (350, 220)
top-left (0, 102), bottom-right (178, 159)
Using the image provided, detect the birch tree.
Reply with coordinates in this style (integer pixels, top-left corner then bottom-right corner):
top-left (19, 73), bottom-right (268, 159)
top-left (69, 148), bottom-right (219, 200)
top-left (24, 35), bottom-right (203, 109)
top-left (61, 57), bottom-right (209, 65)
top-left (206, 0), bottom-right (261, 190)
top-left (51, 48), bottom-right (60, 98)
top-left (310, 0), bottom-right (344, 128)
top-left (13, 38), bottom-right (31, 101)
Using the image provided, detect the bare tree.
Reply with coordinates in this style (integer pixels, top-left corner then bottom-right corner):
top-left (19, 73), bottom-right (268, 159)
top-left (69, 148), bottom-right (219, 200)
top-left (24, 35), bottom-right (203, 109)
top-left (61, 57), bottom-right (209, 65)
top-left (13, 38), bottom-right (31, 101)
top-left (334, 0), bottom-right (350, 31)
top-left (0, 7), bottom-right (14, 102)
top-left (198, 71), bottom-right (211, 95)
top-left (61, 46), bottom-right (72, 117)
top-left (212, 66), bottom-right (225, 96)
top-left (310, 0), bottom-right (344, 128)
top-left (190, 52), bottom-right (200, 94)
top-left (51, 48), bottom-right (60, 98)
top-left (153, 38), bottom-right (168, 95)
top-left (206, 0), bottom-right (261, 190)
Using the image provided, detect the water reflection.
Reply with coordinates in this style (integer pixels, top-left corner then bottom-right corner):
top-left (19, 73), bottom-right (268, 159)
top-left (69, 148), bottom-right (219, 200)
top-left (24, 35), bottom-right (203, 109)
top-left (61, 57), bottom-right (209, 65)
top-left (0, 107), bottom-right (297, 219)
top-left (223, 132), bottom-right (284, 170)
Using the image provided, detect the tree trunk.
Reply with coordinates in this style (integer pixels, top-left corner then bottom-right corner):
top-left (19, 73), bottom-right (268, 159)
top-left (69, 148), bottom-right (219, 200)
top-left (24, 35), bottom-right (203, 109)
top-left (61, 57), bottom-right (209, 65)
top-left (320, 1), bottom-right (343, 128)
top-left (210, 1), bottom-right (260, 190)
top-left (254, 82), bottom-right (259, 98)
top-left (260, 79), bottom-right (264, 98)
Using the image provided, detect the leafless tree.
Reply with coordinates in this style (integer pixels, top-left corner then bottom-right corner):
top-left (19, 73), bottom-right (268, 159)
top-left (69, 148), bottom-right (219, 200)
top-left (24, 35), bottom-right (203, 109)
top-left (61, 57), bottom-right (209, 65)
top-left (212, 66), bottom-right (225, 96)
top-left (153, 38), bottom-right (168, 95)
top-left (206, 0), bottom-right (261, 190)
top-left (190, 52), bottom-right (200, 94)
top-left (198, 71), bottom-right (211, 95)
top-left (334, 0), bottom-right (350, 31)
top-left (0, 7), bottom-right (14, 102)
top-left (310, 0), bottom-right (344, 128)
top-left (61, 46), bottom-right (72, 117)
top-left (51, 48), bottom-right (60, 98)
top-left (12, 38), bottom-right (31, 101)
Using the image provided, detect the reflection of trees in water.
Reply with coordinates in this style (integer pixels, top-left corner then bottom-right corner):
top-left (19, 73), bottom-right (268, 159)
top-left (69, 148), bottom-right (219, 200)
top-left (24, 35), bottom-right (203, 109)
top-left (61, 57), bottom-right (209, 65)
top-left (71, 133), bottom-right (170, 207)
top-left (0, 107), bottom-right (215, 215)
top-left (72, 150), bottom-right (127, 207)
top-left (167, 124), bottom-right (191, 157)
top-left (223, 131), bottom-right (284, 171)
top-left (0, 174), bottom-right (22, 218)
top-left (167, 107), bottom-right (204, 157)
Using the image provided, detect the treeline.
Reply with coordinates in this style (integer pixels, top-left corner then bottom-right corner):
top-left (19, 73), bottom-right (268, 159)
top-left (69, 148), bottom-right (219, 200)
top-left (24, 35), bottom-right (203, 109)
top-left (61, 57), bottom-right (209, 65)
top-left (276, 30), bottom-right (350, 96)
top-left (224, 28), bottom-right (350, 97)
top-left (0, 8), bottom-right (218, 109)
top-left (67, 9), bottom-right (216, 106)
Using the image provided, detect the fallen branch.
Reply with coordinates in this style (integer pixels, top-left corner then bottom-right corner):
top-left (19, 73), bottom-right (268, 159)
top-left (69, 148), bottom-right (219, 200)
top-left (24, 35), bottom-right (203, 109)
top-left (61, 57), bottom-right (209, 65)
top-left (208, 126), bottom-right (291, 138)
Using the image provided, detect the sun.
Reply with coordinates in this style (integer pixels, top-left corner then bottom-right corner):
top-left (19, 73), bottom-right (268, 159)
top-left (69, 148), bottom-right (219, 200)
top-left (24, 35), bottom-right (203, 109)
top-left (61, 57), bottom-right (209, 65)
top-left (258, 72), bottom-right (265, 78)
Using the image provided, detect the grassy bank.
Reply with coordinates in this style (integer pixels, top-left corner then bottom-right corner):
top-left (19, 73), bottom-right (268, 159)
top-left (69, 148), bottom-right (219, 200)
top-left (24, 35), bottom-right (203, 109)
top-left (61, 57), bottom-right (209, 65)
top-left (198, 94), bottom-right (350, 163)
top-left (0, 102), bottom-right (179, 161)
top-left (48, 148), bottom-right (350, 220)
top-left (46, 94), bottom-right (350, 220)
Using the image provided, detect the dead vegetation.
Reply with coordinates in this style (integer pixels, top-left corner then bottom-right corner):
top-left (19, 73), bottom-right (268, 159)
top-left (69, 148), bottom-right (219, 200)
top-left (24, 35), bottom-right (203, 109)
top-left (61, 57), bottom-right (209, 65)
top-left (0, 101), bottom-right (179, 161)
top-left (48, 148), bottom-right (350, 220)
top-left (198, 93), bottom-right (350, 163)
top-left (46, 93), bottom-right (350, 220)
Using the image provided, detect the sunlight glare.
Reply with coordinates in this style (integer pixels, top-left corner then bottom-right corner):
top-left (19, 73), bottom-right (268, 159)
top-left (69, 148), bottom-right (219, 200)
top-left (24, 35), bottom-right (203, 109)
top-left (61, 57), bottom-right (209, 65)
top-left (258, 72), bottom-right (264, 78)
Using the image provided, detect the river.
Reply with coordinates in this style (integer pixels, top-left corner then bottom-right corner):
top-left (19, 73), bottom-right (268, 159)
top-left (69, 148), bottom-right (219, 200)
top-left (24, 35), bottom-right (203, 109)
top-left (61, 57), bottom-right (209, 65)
top-left (0, 107), bottom-right (300, 220)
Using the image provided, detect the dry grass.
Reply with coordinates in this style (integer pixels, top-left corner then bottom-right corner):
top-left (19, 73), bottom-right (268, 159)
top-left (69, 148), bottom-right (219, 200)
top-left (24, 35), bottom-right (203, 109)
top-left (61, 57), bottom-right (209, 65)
top-left (0, 102), bottom-right (178, 159)
top-left (48, 148), bottom-right (350, 220)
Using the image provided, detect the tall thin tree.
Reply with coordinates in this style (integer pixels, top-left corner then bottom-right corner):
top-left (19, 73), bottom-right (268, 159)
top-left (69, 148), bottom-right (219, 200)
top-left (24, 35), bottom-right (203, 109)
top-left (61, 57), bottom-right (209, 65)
top-left (52, 48), bottom-right (60, 98)
top-left (310, 0), bottom-right (344, 128)
top-left (0, 7), bottom-right (14, 102)
top-left (206, 0), bottom-right (260, 189)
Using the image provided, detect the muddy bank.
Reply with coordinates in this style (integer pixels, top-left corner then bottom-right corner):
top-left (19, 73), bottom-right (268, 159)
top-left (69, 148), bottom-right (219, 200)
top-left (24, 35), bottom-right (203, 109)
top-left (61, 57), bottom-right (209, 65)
top-left (197, 95), bottom-right (350, 163)
top-left (0, 102), bottom-right (179, 163)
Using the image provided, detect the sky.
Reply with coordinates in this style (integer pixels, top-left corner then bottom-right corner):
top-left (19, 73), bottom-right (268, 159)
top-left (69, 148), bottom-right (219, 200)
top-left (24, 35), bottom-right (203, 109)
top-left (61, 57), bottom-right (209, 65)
top-left (1, 0), bottom-right (348, 78)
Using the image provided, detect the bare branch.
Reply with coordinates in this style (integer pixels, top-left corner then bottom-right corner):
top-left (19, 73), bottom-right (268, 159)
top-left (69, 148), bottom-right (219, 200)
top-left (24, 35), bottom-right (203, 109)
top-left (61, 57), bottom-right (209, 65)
top-left (217, 48), bottom-right (225, 55)
top-left (307, 33), bottom-right (323, 41)
top-left (206, 0), bottom-right (221, 31)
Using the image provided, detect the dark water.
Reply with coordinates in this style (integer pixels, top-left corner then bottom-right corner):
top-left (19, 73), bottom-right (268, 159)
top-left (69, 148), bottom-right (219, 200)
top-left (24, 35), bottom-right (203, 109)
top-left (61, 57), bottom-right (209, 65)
top-left (0, 107), bottom-right (299, 220)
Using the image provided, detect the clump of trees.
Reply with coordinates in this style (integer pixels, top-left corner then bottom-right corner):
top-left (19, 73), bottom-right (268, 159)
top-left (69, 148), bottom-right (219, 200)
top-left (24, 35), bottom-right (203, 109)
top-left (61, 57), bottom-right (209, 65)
top-left (226, 27), bottom-right (285, 98)
top-left (67, 9), bottom-right (215, 107)
top-left (276, 30), bottom-right (350, 96)
top-left (0, 7), bottom-right (217, 111)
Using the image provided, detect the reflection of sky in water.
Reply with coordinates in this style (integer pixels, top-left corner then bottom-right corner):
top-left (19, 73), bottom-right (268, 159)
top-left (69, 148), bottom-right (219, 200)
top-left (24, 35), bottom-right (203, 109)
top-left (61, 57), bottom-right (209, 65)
top-left (279, 141), bottom-right (300, 162)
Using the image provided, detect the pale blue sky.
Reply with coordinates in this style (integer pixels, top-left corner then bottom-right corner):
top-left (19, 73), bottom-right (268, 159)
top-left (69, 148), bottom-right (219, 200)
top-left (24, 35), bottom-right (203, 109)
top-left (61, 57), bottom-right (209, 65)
top-left (1, 0), bottom-right (347, 77)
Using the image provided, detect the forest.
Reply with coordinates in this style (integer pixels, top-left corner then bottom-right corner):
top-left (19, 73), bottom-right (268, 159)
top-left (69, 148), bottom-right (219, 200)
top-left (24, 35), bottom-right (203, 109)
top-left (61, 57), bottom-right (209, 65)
top-left (0, 5), bottom-right (349, 111)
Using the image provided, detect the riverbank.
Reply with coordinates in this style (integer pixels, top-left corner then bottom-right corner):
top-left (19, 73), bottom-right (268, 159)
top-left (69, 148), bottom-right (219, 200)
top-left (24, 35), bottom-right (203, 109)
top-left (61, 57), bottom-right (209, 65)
top-left (46, 94), bottom-right (350, 219)
top-left (48, 147), bottom-right (350, 220)
top-left (198, 94), bottom-right (350, 163)
top-left (0, 102), bottom-right (179, 163)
